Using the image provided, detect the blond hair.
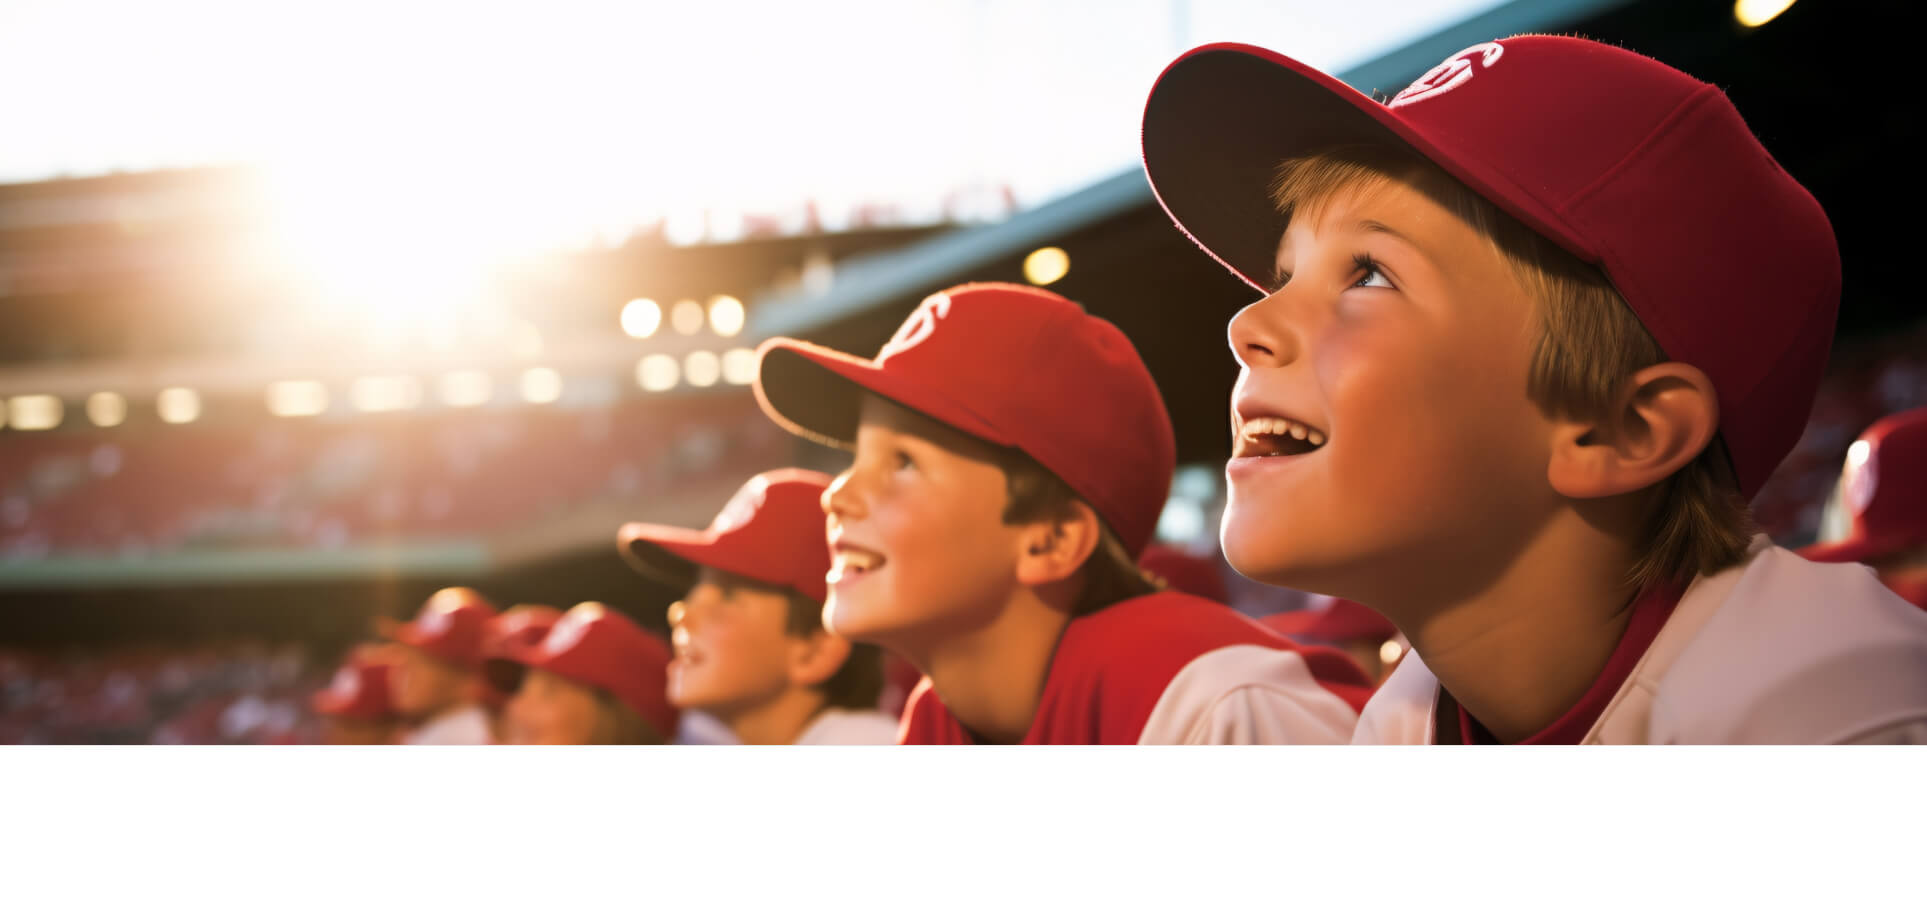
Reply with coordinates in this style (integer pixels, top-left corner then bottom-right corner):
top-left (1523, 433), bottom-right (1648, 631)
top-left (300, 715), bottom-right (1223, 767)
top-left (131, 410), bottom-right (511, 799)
top-left (1268, 145), bottom-right (1754, 589)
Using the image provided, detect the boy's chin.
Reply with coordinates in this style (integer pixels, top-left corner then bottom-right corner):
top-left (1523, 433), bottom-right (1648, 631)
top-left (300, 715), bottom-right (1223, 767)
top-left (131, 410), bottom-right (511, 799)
top-left (1223, 535), bottom-right (1337, 593)
top-left (822, 601), bottom-right (887, 644)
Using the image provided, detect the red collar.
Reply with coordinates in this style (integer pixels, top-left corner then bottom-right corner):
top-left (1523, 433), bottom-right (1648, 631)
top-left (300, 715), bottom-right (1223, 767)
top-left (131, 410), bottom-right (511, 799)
top-left (1451, 580), bottom-right (1687, 745)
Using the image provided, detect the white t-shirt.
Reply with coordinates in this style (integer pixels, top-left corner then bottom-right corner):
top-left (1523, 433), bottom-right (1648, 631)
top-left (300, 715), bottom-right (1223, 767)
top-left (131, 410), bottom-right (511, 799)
top-left (793, 708), bottom-right (901, 745)
top-left (1352, 538), bottom-right (1927, 744)
top-left (400, 704), bottom-right (493, 746)
top-left (673, 710), bottom-right (740, 745)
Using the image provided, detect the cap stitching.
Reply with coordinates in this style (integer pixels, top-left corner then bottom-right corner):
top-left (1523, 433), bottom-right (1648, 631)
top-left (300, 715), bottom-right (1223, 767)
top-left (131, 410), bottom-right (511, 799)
top-left (1559, 84), bottom-right (1722, 215)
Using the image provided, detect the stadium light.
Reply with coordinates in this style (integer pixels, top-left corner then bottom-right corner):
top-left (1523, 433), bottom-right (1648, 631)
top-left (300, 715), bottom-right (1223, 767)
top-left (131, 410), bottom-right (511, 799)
top-left (7, 395), bottom-right (63, 431)
top-left (1734, 0), bottom-right (1795, 27)
top-left (86, 392), bottom-right (127, 428)
top-left (684, 350), bottom-right (721, 388)
top-left (1380, 639), bottom-right (1405, 666)
top-left (621, 298), bottom-right (663, 339)
top-left (351, 375), bottom-right (422, 412)
top-left (708, 295), bottom-right (745, 337)
top-left (512, 319), bottom-right (544, 359)
top-left (267, 380), bottom-right (330, 417)
top-left (670, 299), bottom-right (705, 335)
top-left (637, 354), bottom-right (680, 392)
top-left (439, 370), bottom-right (493, 407)
top-left (721, 348), bottom-right (757, 385)
top-left (1023, 246), bottom-right (1070, 286)
top-left (520, 367), bottom-right (564, 404)
top-left (158, 387), bottom-right (201, 424)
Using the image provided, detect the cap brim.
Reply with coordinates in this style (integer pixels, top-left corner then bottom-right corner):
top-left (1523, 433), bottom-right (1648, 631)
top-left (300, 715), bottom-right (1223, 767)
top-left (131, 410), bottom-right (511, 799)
top-left (617, 522), bottom-right (708, 587)
top-left (309, 690), bottom-right (350, 716)
top-left (1797, 536), bottom-right (1879, 564)
top-left (753, 337), bottom-right (1010, 451)
top-left (385, 622), bottom-right (431, 649)
top-left (1142, 43), bottom-right (1593, 295)
top-left (1263, 599), bottom-right (1395, 643)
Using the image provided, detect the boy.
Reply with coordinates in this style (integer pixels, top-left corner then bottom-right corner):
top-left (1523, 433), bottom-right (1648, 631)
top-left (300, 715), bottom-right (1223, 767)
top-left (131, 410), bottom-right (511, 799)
top-left (753, 282), bottom-right (1374, 743)
top-left (387, 587), bottom-right (498, 745)
top-left (478, 604), bottom-right (563, 744)
top-left (1801, 407), bottom-right (1927, 610)
top-left (1139, 36), bottom-right (1927, 743)
top-left (310, 647), bottom-right (399, 745)
top-left (619, 469), bottom-right (897, 744)
top-left (489, 602), bottom-right (681, 745)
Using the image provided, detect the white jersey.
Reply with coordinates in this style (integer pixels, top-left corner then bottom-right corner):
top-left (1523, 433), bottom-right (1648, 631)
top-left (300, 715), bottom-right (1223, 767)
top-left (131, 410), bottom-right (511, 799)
top-left (792, 708), bottom-right (901, 745)
top-left (400, 704), bottom-right (493, 746)
top-left (1353, 538), bottom-right (1927, 744)
top-left (673, 710), bottom-right (740, 745)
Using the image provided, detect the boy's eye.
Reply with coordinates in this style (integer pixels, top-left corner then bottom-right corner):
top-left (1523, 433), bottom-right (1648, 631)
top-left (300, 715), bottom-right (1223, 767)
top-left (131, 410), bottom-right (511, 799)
top-left (895, 450), bottom-right (916, 471)
top-left (1351, 254), bottom-right (1393, 289)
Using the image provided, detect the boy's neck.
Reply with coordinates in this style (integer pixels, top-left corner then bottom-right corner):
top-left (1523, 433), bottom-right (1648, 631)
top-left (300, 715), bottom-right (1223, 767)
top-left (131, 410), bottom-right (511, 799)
top-left (413, 697), bottom-right (473, 729)
top-left (910, 590), bottom-right (1072, 745)
top-left (1397, 505), bottom-right (1644, 744)
top-left (722, 686), bottom-right (830, 746)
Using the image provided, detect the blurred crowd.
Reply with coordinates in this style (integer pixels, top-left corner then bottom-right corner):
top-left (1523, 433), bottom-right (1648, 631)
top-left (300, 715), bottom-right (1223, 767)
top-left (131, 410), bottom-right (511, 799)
top-left (0, 643), bottom-right (329, 745)
top-left (0, 393), bottom-right (783, 559)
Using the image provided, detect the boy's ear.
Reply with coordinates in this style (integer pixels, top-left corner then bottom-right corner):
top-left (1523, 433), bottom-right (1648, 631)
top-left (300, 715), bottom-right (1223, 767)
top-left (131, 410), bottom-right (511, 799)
top-left (786, 629), bottom-right (853, 690)
top-left (1547, 362), bottom-right (1719, 500)
top-left (1013, 501), bottom-right (1102, 588)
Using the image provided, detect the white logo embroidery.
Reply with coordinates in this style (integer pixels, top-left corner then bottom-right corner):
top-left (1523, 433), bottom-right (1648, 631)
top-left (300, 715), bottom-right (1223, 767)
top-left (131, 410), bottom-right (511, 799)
top-left (1388, 42), bottom-right (1505, 109)
top-left (876, 292), bottom-right (953, 361)
top-left (710, 475), bottom-right (770, 535)
top-left (544, 610), bottom-right (597, 656)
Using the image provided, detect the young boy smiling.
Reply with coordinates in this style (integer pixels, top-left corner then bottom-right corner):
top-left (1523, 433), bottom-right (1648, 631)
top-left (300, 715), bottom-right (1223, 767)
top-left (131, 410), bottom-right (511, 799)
top-left (754, 282), bottom-right (1374, 744)
top-left (1140, 36), bottom-right (1927, 743)
top-left (620, 469), bottom-right (896, 745)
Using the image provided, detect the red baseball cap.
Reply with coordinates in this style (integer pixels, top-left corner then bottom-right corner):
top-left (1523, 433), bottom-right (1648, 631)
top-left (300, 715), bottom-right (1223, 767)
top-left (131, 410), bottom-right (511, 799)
top-left (494, 601), bottom-right (680, 740)
top-left (479, 604), bottom-right (565, 703)
top-left (1800, 407), bottom-right (1927, 564)
top-left (619, 468), bottom-right (834, 602)
top-left (310, 658), bottom-right (394, 721)
top-left (754, 282), bottom-right (1176, 559)
top-left (388, 587), bottom-right (498, 669)
top-left (1142, 35), bottom-right (1839, 498)
top-left (1138, 544), bottom-right (1229, 605)
top-left (1259, 598), bottom-right (1396, 645)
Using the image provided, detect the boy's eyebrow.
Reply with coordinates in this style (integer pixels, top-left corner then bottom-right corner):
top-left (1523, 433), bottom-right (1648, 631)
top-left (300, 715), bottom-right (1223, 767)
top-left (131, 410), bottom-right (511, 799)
top-left (1268, 217), bottom-right (1426, 288)
top-left (1354, 219), bottom-right (1416, 244)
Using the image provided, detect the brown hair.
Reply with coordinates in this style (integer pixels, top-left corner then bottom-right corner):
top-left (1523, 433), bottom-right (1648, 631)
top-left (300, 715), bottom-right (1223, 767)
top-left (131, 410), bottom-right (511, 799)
top-left (1268, 144), bottom-right (1755, 589)
top-left (995, 446), bottom-right (1163, 615)
top-left (589, 691), bottom-right (666, 745)
top-left (781, 589), bottom-right (885, 711)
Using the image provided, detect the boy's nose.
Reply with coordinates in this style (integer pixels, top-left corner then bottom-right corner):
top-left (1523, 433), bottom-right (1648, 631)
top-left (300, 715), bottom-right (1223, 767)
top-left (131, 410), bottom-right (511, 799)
top-left (1228, 291), bottom-right (1302, 369)
top-left (822, 468), bottom-right (863, 521)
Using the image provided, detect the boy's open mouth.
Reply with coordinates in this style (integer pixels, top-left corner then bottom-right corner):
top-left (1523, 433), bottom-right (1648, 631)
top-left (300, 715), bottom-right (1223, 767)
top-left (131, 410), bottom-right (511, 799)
top-left (1233, 415), bottom-right (1326, 459)
top-left (827, 544), bottom-right (886, 585)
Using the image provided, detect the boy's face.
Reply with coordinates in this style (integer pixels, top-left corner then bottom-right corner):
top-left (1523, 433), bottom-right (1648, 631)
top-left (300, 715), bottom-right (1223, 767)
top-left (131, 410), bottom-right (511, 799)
top-left (501, 668), bottom-right (601, 745)
top-left (1221, 176), bottom-right (1555, 600)
top-left (665, 567), bottom-right (797, 716)
top-left (821, 395), bottom-right (1028, 646)
top-left (388, 645), bottom-right (468, 719)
